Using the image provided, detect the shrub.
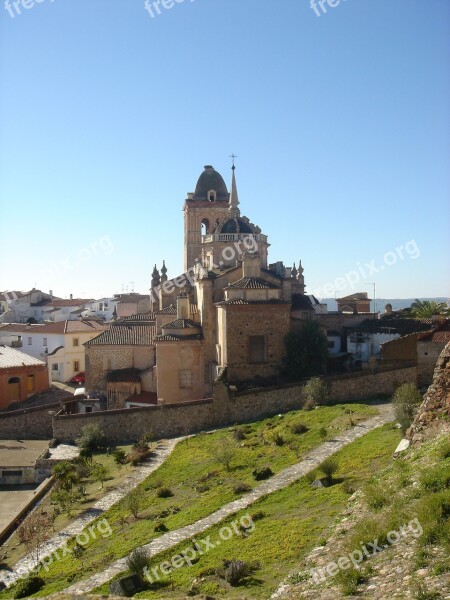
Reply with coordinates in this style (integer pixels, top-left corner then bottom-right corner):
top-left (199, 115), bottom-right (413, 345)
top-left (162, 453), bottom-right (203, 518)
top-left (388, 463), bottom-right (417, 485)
top-left (438, 439), bottom-right (450, 460)
top-left (126, 547), bottom-right (150, 579)
top-left (157, 486), bottom-right (174, 498)
top-left (319, 427), bottom-right (328, 441)
top-left (124, 488), bottom-right (144, 518)
top-left (128, 448), bottom-right (149, 466)
top-left (233, 428), bottom-right (246, 441)
top-left (342, 479), bottom-right (355, 495)
top-left (113, 449), bottom-right (128, 466)
top-left (250, 511), bottom-right (267, 521)
top-left (209, 435), bottom-right (237, 471)
top-left (304, 377), bottom-right (329, 407)
top-left (392, 383), bottom-right (422, 434)
top-left (76, 423), bottom-right (107, 451)
top-left (272, 431), bottom-right (285, 446)
top-left (220, 559), bottom-right (260, 586)
top-left (133, 432), bottom-right (153, 451)
top-left (291, 422), bottom-right (309, 435)
top-left (233, 482), bottom-right (252, 494)
top-left (305, 470), bottom-right (317, 484)
top-left (252, 466), bottom-right (273, 481)
top-left (13, 576), bottom-right (44, 599)
top-left (335, 567), bottom-right (366, 595)
top-left (364, 483), bottom-right (390, 510)
top-left (154, 522), bottom-right (169, 532)
top-left (319, 457), bottom-right (338, 482)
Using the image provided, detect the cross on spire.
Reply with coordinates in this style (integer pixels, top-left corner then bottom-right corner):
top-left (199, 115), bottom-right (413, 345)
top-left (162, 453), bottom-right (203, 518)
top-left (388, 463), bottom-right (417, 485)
top-left (229, 153), bottom-right (237, 170)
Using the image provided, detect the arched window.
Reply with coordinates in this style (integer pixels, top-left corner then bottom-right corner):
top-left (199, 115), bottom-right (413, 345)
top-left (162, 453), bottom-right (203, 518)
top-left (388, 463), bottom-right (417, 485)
top-left (201, 218), bottom-right (209, 236)
top-left (208, 190), bottom-right (216, 202)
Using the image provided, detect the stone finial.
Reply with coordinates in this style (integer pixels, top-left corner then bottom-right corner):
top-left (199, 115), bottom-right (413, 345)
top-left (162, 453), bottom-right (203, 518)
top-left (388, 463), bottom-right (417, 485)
top-left (292, 262), bottom-right (298, 278)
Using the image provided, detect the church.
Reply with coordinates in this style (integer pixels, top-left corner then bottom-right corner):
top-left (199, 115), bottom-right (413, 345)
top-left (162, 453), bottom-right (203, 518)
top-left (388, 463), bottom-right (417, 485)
top-left (85, 164), bottom-right (315, 407)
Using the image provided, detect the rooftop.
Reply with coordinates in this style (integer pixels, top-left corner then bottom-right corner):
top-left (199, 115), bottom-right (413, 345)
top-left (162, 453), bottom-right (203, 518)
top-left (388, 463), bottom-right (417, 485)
top-left (85, 324), bottom-right (155, 346)
top-left (0, 440), bottom-right (49, 467)
top-left (0, 346), bottom-right (46, 369)
top-left (226, 277), bottom-right (280, 290)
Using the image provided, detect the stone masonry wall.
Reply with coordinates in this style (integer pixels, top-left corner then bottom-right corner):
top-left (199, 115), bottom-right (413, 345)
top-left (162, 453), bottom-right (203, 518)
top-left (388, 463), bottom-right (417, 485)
top-left (0, 403), bottom-right (59, 439)
top-left (52, 366), bottom-right (417, 444)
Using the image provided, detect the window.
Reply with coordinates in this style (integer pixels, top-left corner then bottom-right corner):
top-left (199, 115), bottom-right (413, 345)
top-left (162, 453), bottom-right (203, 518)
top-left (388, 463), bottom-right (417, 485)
top-left (85, 406), bottom-right (93, 413)
top-left (73, 338), bottom-right (79, 347)
top-left (43, 338), bottom-right (47, 346)
top-left (27, 374), bottom-right (35, 392)
top-left (2, 470), bottom-right (23, 477)
top-left (208, 190), bottom-right (216, 202)
top-left (28, 337), bottom-right (32, 345)
top-left (179, 369), bottom-right (193, 388)
top-left (249, 335), bottom-right (266, 364)
top-left (52, 363), bottom-right (58, 371)
top-left (74, 360), bottom-right (80, 372)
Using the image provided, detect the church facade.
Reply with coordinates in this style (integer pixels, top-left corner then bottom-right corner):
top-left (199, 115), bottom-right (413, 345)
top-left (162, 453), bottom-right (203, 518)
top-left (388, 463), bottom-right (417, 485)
top-left (85, 164), bottom-right (314, 406)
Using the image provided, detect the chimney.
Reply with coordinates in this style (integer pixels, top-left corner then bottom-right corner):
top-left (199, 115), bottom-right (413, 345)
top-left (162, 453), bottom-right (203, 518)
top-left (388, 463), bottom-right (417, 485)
top-left (242, 252), bottom-right (261, 278)
top-left (177, 292), bottom-right (190, 319)
top-left (49, 290), bottom-right (53, 299)
top-left (70, 294), bottom-right (73, 300)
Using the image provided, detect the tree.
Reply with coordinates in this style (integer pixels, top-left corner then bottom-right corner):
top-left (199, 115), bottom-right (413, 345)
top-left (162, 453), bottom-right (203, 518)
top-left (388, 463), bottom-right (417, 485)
top-left (409, 299), bottom-right (449, 318)
top-left (91, 462), bottom-right (109, 488)
top-left (124, 488), bottom-right (144, 519)
top-left (17, 510), bottom-right (52, 562)
top-left (282, 321), bottom-right (328, 381)
top-left (76, 423), bottom-right (107, 451)
top-left (303, 377), bottom-right (329, 409)
top-left (209, 435), bottom-right (237, 471)
top-left (52, 461), bottom-right (79, 491)
top-left (392, 383), bottom-right (422, 434)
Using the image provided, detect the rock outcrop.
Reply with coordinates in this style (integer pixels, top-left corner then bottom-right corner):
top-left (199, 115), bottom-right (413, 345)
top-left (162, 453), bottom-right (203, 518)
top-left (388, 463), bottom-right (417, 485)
top-left (408, 341), bottom-right (450, 445)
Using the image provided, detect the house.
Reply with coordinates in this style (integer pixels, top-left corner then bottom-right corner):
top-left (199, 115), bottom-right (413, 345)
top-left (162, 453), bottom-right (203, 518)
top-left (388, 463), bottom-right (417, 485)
top-left (41, 296), bottom-right (94, 322)
top-left (114, 294), bottom-right (151, 319)
top-left (0, 289), bottom-right (55, 324)
top-left (0, 347), bottom-right (49, 409)
top-left (82, 297), bottom-right (120, 322)
top-left (0, 320), bottom-right (107, 383)
top-left (337, 292), bottom-right (372, 315)
top-left (381, 318), bottom-right (450, 386)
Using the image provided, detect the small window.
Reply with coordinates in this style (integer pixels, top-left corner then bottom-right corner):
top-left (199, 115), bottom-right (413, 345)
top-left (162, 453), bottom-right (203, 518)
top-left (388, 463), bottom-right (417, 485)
top-left (43, 337), bottom-right (47, 346)
top-left (249, 335), bottom-right (266, 364)
top-left (73, 338), bottom-right (79, 347)
top-left (28, 337), bottom-right (32, 345)
top-left (179, 369), bottom-right (193, 388)
top-left (74, 360), bottom-right (80, 372)
top-left (424, 352), bottom-right (428, 356)
top-left (52, 363), bottom-right (58, 371)
top-left (208, 190), bottom-right (216, 202)
top-left (85, 406), bottom-right (93, 413)
top-left (2, 470), bottom-right (23, 477)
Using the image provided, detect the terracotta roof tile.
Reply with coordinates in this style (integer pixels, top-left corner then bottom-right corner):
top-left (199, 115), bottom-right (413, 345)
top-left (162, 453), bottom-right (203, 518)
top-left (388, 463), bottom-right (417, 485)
top-left (226, 277), bottom-right (280, 290)
top-left (86, 324), bottom-right (155, 346)
top-left (162, 319), bottom-right (199, 330)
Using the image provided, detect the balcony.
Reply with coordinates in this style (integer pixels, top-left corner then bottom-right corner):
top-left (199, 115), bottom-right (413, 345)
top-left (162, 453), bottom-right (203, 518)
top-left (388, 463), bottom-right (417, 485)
top-left (202, 233), bottom-right (267, 244)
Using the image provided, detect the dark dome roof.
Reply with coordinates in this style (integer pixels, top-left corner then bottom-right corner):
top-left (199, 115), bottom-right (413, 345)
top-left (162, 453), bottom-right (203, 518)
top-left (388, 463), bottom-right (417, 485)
top-left (219, 217), bottom-right (254, 234)
top-left (193, 166), bottom-right (229, 201)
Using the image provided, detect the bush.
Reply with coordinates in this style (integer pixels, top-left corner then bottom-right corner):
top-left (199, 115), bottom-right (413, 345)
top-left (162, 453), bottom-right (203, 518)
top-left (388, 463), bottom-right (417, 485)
top-left (113, 449), bottom-right (128, 466)
top-left (305, 470), bottom-right (317, 484)
top-left (154, 522), bottom-right (169, 532)
top-left (291, 422), bottom-right (309, 435)
top-left (364, 483), bottom-right (390, 510)
top-left (124, 488), bottom-right (144, 518)
top-left (421, 464), bottom-right (450, 492)
top-left (220, 559), bottom-right (260, 586)
top-left (233, 428), bottom-right (246, 441)
top-left (209, 435), bottom-right (237, 471)
top-left (156, 487), bottom-right (174, 498)
top-left (250, 511), bottom-right (267, 521)
top-left (272, 431), bottom-right (285, 446)
top-left (319, 427), bottom-right (328, 441)
top-left (13, 576), bottom-right (44, 599)
top-left (76, 423), bottom-right (107, 451)
top-left (303, 377), bottom-right (329, 407)
top-left (233, 482), bottom-right (252, 494)
top-left (133, 432), bottom-right (153, 451)
top-left (126, 547), bottom-right (150, 579)
top-left (319, 457), bottom-right (338, 482)
top-left (128, 448), bottom-right (149, 466)
top-left (335, 567), bottom-right (366, 595)
top-left (342, 479), bottom-right (355, 495)
top-left (392, 383), bottom-right (422, 434)
top-left (438, 439), bottom-right (450, 460)
top-left (252, 466), bottom-right (273, 481)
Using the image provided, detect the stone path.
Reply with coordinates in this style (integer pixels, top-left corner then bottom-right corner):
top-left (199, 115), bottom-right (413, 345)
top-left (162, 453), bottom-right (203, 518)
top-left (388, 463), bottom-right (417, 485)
top-left (64, 404), bottom-right (395, 594)
top-left (0, 438), bottom-right (183, 587)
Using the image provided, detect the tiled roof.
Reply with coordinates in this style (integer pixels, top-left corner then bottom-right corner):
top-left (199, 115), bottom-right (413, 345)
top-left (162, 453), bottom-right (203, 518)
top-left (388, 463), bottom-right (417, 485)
top-left (106, 368), bottom-right (142, 383)
top-left (0, 291), bottom-right (25, 301)
top-left (117, 312), bottom-right (157, 323)
top-left (114, 294), bottom-right (149, 303)
top-left (162, 319), bottom-right (199, 329)
top-left (217, 299), bottom-right (289, 306)
top-left (0, 346), bottom-right (46, 369)
top-left (0, 320), bottom-right (107, 335)
top-left (354, 318), bottom-right (435, 336)
top-left (49, 299), bottom-right (92, 307)
top-left (418, 320), bottom-right (450, 343)
top-left (292, 294), bottom-right (315, 310)
top-left (226, 277), bottom-right (280, 290)
top-left (155, 334), bottom-right (203, 342)
top-left (156, 304), bottom-right (200, 316)
top-left (85, 324), bottom-right (155, 346)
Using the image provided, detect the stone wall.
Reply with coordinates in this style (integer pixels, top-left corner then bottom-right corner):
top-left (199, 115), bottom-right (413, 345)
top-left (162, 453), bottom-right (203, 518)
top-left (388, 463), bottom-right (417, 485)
top-left (0, 403), bottom-right (58, 439)
top-left (408, 342), bottom-right (450, 445)
top-left (52, 366), bottom-right (417, 444)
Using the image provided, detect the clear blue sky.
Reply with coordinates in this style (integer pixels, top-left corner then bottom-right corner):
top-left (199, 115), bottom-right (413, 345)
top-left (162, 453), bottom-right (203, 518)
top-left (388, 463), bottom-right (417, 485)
top-left (1, 0), bottom-right (449, 301)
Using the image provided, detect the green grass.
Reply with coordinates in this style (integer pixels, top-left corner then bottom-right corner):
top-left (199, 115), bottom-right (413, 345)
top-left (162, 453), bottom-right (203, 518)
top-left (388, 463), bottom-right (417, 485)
top-left (0, 401), bottom-right (384, 599)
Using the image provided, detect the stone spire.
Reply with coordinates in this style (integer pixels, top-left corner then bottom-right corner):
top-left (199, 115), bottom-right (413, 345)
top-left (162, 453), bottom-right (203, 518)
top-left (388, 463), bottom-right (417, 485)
top-left (151, 264), bottom-right (160, 288)
top-left (161, 260), bottom-right (168, 284)
top-left (229, 163), bottom-right (240, 215)
top-left (292, 262), bottom-right (298, 278)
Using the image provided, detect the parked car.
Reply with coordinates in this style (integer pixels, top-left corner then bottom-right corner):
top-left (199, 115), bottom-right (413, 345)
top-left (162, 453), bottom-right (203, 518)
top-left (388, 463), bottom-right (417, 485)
top-left (71, 371), bottom-right (86, 384)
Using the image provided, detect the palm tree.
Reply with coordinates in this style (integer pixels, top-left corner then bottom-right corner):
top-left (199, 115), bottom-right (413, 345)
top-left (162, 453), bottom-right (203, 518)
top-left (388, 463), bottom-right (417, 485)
top-left (409, 299), bottom-right (450, 318)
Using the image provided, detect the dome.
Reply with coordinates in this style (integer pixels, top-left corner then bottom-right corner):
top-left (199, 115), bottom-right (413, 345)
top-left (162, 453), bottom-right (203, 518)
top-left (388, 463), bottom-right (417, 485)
top-left (217, 217), bottom-right (254, 234)
top-left (192, 166), bottom-right (229, 201)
